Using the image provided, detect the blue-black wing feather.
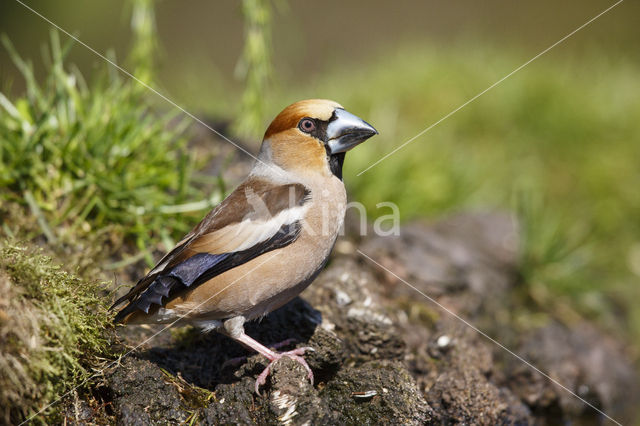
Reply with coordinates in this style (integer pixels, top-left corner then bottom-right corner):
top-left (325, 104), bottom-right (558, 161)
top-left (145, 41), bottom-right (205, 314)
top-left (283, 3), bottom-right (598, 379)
top-left (113, 221), bottom-right (301, 322)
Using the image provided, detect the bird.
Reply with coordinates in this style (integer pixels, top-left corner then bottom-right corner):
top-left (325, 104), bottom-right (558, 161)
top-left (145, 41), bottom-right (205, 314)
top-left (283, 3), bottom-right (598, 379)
top-left (111, 99), bottom-right (378, 393)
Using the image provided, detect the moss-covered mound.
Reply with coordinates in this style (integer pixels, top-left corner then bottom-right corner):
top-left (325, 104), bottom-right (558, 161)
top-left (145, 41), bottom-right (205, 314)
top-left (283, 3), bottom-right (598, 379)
top-left (0, 242), bottom-right (113, 424)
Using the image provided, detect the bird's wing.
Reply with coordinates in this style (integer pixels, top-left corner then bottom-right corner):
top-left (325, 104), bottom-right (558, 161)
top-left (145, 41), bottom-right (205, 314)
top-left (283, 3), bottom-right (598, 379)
top-left (111, 178), bottom-right (310, 321)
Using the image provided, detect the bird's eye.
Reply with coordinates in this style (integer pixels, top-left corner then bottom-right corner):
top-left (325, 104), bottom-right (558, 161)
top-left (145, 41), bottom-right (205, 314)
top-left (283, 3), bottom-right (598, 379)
top-left (298, 118), bottom-right (316, 133)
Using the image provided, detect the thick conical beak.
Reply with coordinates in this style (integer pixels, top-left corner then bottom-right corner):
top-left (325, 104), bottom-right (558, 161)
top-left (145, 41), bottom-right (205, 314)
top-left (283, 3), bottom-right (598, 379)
top-left (326, 108), bottom-right (378, 154)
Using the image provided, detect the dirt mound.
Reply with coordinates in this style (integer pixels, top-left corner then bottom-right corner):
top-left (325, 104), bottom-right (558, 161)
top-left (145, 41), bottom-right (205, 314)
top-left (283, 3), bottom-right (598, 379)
top-left (95, 213), bottom-right (638, 425)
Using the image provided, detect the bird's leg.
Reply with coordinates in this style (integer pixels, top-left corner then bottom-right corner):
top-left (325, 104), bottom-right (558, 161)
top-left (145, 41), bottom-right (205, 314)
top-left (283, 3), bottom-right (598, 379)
top-left (222, 317), bottom-right (314, 395)
top-left (234, 332), bottom-right (314, 394)
top-left (221, 337), bottom-right (298, 368)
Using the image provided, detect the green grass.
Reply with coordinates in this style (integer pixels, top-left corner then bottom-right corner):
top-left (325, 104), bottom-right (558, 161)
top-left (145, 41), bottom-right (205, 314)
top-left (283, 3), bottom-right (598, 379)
top-left (0, 32), bottom-right (219, 262)
top-left (267, 44), bottom-right (640, 341)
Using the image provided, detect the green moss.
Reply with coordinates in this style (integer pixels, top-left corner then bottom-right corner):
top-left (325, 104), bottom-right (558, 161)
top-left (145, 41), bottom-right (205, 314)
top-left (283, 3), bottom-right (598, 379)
top-left (395, 297), bottom-right (441, 328)
top-left (0, 241), bottom-right (113, 423)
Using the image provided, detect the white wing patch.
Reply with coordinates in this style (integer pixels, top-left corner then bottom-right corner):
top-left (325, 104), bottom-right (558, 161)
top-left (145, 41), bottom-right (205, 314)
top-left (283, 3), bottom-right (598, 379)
top-left (189, 204), bottom-right (308, 254)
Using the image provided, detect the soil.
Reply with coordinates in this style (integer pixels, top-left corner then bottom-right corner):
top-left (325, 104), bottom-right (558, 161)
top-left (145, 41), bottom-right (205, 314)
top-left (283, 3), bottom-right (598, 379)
top-left (73, 212), bottom-right (638, 425)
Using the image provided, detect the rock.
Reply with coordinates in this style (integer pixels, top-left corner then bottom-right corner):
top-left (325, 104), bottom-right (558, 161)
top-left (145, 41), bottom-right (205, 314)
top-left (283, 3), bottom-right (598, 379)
top-left (265, 357), bottom-right (329, 424)
top-left (202, 377), bottom-right (261, 425)
top-left (418, 319), bottom-right (533, 425)
top-left (105, 212), bottom-right (639, 425)
top-left (505, 321), bottom-right (640, 424)
top-left (108, 358), bottom-right (190, 425)
top-left (303, 257), bottom-right (407, 364)
top-left (320, 360), bottom-right (434, 424)
top-left (359, 212), bottom-right (520, 319)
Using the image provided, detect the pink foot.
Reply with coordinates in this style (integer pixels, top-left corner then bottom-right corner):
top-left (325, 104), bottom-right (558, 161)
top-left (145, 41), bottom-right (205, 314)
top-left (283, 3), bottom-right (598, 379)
top-left (222, 338), bottom-right (299, 369)
top-left (255, 347), bottom-right (315, 395)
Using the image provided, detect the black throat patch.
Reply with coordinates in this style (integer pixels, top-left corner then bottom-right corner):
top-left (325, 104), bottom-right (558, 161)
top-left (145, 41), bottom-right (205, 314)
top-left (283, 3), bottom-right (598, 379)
top-left (318, 111), bottom-right (345, 179)
top-left (328, 152), bottom-right (346, 180)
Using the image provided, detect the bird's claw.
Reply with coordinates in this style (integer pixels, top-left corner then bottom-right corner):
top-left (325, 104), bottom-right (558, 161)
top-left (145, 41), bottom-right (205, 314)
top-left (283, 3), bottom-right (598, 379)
top-left (224, 340), bottom-right (306, 370)
top-left (254, 365), bottom-right (271, 396)
top-left (254, 347), bottom-right (315, 395)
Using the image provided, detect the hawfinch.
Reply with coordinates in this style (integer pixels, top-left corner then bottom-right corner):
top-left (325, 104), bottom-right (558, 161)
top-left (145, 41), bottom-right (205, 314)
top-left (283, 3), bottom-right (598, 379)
top-left (112, 99), bottom-right (377, 393)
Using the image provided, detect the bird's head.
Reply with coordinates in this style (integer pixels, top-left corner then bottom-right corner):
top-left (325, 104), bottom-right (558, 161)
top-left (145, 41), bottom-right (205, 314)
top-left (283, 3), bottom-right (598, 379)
top-left (258, 99), bottom-right (378, 179)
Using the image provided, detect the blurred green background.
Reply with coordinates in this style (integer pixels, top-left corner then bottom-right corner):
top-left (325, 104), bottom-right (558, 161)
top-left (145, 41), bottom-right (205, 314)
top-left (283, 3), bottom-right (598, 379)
top-left (1, 0), bottom-right (639, 356)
